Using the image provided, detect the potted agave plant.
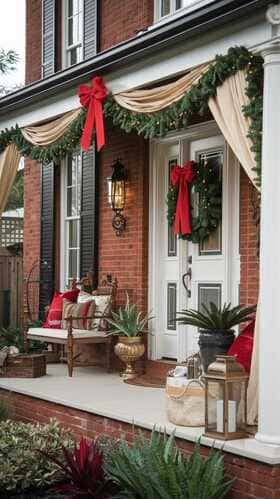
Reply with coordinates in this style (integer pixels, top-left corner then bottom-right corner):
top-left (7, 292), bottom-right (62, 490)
top-left (176, 302), bottom-right (256, 373)
top-left (107, 293), bottom-right (153, 379)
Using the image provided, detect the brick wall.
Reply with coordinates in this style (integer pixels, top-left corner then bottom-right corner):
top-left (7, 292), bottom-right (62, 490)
top-left (100, 0), bottom-right (153, 51)
top-left (239, 170), bottom-right (259, 307)
top-left (75, 129), bottom-right (149, 365)
top-left (23, 159), bottom-right (41, 320)
top-left (25, 0), bottom-right (154, 85)
top-left (98, 128), bottom-right (149, 311)
top-left (26, 0), bottom-right (42, 84)
top-left (1, 388), bottom-right (279, 499)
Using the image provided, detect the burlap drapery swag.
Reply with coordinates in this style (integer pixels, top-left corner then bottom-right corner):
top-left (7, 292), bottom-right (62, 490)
top-left (114, 63), bottom-right (210, 113)
top-left (21, 109), bottom-right (80, 146)
top-left (208, 70), bottom-right (258, 190)
top-left (0, 144), bottom-right (20, 217)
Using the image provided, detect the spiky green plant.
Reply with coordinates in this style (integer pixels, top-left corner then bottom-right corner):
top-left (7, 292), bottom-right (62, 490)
top-left (176, 302), bottom-right (256, 332)
top-left (105, 430), bottom-right (233, 499)
top-left (106, 293), bottom-right (154, 337)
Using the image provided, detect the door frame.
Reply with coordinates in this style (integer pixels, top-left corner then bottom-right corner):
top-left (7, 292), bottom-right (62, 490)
top-left (148, 121), bottom-right (240, 361)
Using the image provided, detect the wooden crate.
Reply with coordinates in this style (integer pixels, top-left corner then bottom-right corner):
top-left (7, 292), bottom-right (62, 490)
top-left (42, 349), bottom-right (61, 364)
top-left (0, 354), bottom-right (46, 378)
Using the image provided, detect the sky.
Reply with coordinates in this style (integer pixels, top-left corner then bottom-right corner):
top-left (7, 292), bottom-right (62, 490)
top-left (0, 0), bottom-right (25, 90)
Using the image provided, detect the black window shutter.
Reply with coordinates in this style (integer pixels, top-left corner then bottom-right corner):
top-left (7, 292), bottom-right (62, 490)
top-left (80, 148), bottom-right (98, 284)
top-left (39, 163), bottom-right (55, 317)
top-left (42, 0), bottom-right (55, 77)
top-left (83, 0), bottom-right (98, 60)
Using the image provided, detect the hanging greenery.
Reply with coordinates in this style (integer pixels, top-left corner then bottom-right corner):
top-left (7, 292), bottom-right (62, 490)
top-left (104, 46), bottom-right (263, 186)
top-left (0, 46), bottom-right (263, 184)
top-left (0, 108), bottom-right (86, 164)
top-left (167, 158), bottom-right (222, 244)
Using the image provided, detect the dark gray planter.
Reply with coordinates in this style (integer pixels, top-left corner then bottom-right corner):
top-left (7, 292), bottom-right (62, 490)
top-left (198, 329), bottom-right (235, 373)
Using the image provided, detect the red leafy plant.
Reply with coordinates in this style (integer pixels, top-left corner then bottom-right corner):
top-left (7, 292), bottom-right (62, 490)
top-left (41, 437), bottom-right (114, 498)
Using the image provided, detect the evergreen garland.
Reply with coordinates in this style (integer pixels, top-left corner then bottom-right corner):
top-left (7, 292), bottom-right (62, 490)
top-left (166, 158), bottom-right (222, 244)
top-left (104, 46), bottom-right (263, 185)
top-left (0, 46), bottom-right (263, 186)
top-left (0, 108), bottom-right (86, 163)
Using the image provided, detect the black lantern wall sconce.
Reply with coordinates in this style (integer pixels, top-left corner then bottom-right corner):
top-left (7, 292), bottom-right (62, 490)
top-left (107, 159), bottom-right (127, 236)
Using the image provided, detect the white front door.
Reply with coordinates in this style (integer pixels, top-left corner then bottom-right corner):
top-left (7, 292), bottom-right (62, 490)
top-left (149, 125), bottom-right (240, 362)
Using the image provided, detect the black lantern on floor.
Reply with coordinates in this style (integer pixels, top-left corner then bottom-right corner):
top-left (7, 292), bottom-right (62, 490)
top-left (107, 159), bottom-right (127, 236)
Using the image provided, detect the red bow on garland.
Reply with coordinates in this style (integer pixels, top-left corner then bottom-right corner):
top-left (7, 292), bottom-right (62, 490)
top-left (78, 76), bottom-right (108, 152)
top-left (171, 161), bottom-right (195, 235)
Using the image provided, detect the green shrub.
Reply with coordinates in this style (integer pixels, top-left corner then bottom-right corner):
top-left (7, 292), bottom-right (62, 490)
top-left (0, 419), bottom-right (74, 493)
top-left (0, 324), bottom-right (47, 353)
top-left (106, 430), bottom-right (233, 499)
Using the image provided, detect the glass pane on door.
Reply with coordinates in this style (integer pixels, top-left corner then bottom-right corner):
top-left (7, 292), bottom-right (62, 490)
top-left (198, 283), bottom-right (221, 312)
top-left (197, 151), bottom-right (223, 255)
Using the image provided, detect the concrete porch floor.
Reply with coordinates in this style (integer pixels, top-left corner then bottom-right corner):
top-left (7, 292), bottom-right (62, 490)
top-left (0, 363), bottom-right (280, 465)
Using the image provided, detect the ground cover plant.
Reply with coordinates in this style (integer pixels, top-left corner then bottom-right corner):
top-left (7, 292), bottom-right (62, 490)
top-left (106, 430), bottom-right (233, 499)
top-left (0, 419), bottom-right (74, 495)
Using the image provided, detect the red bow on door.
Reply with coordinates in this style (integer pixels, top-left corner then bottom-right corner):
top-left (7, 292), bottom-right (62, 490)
top-left (78, 76), bottom-right (108, 152)
top-left (171, 161), bottom-right (195, 235)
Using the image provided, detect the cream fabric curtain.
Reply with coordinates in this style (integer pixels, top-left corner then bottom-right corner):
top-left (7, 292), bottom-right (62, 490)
top-left (208, 70), bottom-right (258, 189)
top-left (21, 109), bottom-right (80, 147)
top-left (208, 69), bottom-right (260, 422)
top-left (114, 63), bottom-right (210, 113)
top-left (0, 144), bottom-right (21, 216)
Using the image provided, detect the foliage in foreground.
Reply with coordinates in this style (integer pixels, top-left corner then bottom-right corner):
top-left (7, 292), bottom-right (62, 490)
top-left (106, 430), bottom-right (233, 499)
top-left (0, 324), bottom-right (46, 353)
top-left (0, 48), bottom-right (18, 75)
top-left (0, 419), bottom-right (74, 493)
top-left (6, 168), bottom-right (24, 211)
top-left (42, 437), bottom-right (115, 498)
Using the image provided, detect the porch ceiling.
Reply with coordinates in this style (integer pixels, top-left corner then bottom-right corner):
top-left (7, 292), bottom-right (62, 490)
top-left (0, 364), bottom-right (280, 465)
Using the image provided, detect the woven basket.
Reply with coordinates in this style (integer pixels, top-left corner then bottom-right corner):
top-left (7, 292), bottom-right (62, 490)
top-left (166, 378), bottom-right (206, 427)
top-left (0, 354), bottom-right (46, 378)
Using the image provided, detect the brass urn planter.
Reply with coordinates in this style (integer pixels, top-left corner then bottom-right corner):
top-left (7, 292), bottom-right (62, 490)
top-left (114, 336), bottom-right (145, 379)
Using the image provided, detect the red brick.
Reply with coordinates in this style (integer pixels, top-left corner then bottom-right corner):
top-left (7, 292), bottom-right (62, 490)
top-left (26, 0), bottom-right (42, 83)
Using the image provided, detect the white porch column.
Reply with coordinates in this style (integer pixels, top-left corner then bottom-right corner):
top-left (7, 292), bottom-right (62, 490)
top-left (255, 11), bottom-right (280, 444)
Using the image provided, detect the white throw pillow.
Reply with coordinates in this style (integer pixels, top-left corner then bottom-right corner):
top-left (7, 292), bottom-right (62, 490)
top-left (77, 290), bottom-right (95, 304)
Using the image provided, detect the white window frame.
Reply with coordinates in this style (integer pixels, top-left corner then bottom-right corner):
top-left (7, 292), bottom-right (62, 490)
top-left (154, 0), bottom-right (215, 24)
top-left (62, 0), bottom-right (84, 69)
top-left (60, 153), bottom-right (82, 290)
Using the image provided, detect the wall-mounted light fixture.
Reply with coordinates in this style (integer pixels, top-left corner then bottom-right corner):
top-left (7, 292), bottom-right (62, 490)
top-left (107, 159), bottom-right (127, 236)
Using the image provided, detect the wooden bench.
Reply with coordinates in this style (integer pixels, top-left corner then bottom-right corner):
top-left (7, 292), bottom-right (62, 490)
top-left (24, 275), bottom-right (117, 377)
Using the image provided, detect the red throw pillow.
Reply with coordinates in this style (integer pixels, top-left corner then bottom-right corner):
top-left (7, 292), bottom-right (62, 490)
top-left (43, 289), bottom-right (80, 329)
top-left (227, 320), bottom-right (255, 373)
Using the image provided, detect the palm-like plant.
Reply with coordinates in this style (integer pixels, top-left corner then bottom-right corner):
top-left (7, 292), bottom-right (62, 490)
top-left (106, 293), bottom-right (153, 337)
top-left (176, 302), bottom-right (256, 332)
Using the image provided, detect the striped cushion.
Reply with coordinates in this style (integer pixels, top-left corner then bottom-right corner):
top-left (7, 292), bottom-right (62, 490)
top-left (62, 299), bottom-right (96, 330)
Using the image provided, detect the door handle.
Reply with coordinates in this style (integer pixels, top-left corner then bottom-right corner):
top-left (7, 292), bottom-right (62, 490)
top-left (182, 268), bottom-right (192, 298)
